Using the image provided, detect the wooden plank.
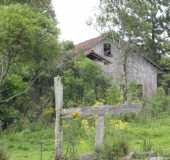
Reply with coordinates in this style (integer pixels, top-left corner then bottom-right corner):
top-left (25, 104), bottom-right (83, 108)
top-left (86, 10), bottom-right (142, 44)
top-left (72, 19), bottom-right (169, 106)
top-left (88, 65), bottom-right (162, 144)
top-left (54, 76), bottom-right (63, 160)
top-left (80, 154), bottom-right (94, 160)
top-left (61, 104), bottom-right (142, 118)
top-left (95, 115), bottom-right (105, 150)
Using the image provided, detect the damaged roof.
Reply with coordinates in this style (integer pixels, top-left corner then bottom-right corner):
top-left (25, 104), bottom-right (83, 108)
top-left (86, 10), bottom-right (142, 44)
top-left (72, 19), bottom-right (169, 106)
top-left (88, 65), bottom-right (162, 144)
top-left (75, 36), bottom-right (162, 71)
top-left (75, 36), bottom-right (103, 52)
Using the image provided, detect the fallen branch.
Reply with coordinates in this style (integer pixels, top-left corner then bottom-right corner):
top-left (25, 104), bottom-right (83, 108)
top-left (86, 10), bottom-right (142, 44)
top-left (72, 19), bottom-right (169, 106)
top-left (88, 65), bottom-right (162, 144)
top-left (0, 88), bottom-right (29, 105)
top-left (0, 74), bottom-right (40, 105)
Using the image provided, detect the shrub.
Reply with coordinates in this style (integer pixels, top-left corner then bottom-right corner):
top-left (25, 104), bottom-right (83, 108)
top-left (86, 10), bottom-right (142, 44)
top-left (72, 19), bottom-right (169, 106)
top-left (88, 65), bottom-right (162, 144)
top-left (42, 106), bottom-right (54, 124)
top-left (94, 117), bottom-right (129, 160)
top-left (112, 140), bottom-right (129, 157)
top-left (105, 84), bottom-right (122, 105)
top-left (94, 139), bottom-right (129, 160)
top-left (121, 112), bottom-right (137, 122)
top-left (94, 144), bottom-right (115, 160)
top-left (143, 87), bottom-right (170, 117)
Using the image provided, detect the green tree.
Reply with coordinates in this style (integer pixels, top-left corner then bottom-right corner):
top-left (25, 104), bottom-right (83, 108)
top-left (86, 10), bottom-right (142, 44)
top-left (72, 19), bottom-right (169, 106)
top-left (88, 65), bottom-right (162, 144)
top-left (0, 0), bottom-right (55, 17)
top-left (0, 4), bottom-right (59, 127)
top-left (94, 0), bottom-right (170, 101)
top-left (96, 0), bottom-right (170, 61)
top-left (57, 51), bottom-right (112, 108)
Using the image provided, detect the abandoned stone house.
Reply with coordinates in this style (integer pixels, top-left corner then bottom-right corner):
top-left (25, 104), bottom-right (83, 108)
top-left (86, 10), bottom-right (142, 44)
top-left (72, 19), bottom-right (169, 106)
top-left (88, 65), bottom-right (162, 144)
top-left (75, 36), bottom-right (161, 97)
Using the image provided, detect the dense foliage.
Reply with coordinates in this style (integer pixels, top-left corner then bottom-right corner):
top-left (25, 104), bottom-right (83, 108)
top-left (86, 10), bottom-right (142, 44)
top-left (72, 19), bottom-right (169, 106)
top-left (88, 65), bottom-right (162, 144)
top-left (92, 0), bottom-right (170, 101)
top-left (0, 0), bottom-right (54, 17)
top-left (0, 0), bottom-right (170, 159)
top-left (2, 102), bottom-right (170, 160)
top-left (56, 50), bottom-right (120, 108)
top-left (96, 0), bottom-right (170, 61)
top-left (143, 87), bottom-right (170, 117)
top-left (0, 4), bottom-right (60, 128)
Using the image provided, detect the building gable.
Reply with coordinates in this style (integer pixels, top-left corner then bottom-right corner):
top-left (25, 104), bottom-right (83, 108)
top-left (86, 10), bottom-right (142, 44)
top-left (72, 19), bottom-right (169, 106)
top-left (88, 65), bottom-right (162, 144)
top-left (75, 36), bottom-right (161, 71)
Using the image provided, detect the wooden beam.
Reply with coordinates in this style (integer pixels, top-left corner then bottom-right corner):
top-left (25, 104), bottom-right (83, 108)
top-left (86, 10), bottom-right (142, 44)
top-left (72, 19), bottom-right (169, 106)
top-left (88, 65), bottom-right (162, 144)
top-left (61, 104), bottom-right (142, 118)
top-left (87, 52), bottom-right (111, 64)
top-left (95, 115), bottom-right (105, 150)
top-left (54, 76), bottom-right (63, 160)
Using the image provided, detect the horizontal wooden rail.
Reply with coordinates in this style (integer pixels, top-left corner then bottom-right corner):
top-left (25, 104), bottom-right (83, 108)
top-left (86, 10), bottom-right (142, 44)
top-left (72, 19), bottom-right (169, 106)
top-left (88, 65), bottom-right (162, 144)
top-left (54, 76), bottom-right (143, 160)
top-left (61, 104), bottom-right (142, 118)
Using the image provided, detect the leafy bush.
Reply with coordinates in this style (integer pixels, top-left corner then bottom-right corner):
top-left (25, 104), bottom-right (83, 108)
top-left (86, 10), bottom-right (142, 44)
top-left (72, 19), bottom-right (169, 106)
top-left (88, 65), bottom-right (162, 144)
top-left (58, 53), bottom-right (112, 108)
top-left (94, 145), bottom-right (114, 160)
top-left (0, 3), bottom-right (59, 128)
top-left (42, 106), bottom-right (54, 123)
top-left (94, 139), bottom-right (129, 160)
top-left (121, 112), bottom-right (137, 122)
top-left (143, 87), bottom-right (170, 117)
top-left (105, 84), bottom-right (122, 105)
top-left (94, 117), bottom-right (130, 160)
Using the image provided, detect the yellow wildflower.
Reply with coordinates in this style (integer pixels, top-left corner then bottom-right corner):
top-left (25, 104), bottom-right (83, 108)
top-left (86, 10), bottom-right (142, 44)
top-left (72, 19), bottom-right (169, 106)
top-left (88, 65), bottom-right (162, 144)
top-left (63, 123), bottom-right (69, 128)
top-left (81, 119), bottom-right (89, 129)
top-left (63, 121), bottom-right (69, 128)
top-left (94, 100), bottom-right (104, 107)
top-left (72, 111), bottom-right (80, 119)
top-left (110, 119), bottom-right (128, 130)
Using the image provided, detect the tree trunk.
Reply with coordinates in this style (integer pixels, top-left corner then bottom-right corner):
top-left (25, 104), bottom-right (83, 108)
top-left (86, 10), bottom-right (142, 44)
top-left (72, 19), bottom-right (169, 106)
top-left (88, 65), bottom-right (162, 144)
top-left (122, 51), bottom-right (128, 103)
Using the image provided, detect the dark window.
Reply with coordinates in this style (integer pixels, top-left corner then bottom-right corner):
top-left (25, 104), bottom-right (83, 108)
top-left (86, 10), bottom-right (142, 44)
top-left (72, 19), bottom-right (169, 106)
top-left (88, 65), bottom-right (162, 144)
top-left (104, 43), bottom-right (111, 56)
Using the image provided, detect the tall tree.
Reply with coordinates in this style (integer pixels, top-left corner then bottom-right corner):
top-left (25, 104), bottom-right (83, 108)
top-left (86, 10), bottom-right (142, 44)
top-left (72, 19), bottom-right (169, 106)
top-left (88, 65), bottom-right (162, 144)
top-left (94, 0), bottom-right (170, 101)
top-left (0, 0), bottom-right (55, 18)
top-left (96, 0), bottom-right (170, 61)
top-left (0, 4), bottom-right (59, 126)
top-left (56, 50), bottom-right (111, 108)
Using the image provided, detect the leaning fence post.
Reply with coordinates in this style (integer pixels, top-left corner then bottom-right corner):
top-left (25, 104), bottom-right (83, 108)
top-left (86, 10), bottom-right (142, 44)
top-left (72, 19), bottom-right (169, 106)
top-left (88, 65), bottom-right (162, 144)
top-left (54, 76), bottom-right (63, 160)
top-left (95, 115), bottom-right (105, 151)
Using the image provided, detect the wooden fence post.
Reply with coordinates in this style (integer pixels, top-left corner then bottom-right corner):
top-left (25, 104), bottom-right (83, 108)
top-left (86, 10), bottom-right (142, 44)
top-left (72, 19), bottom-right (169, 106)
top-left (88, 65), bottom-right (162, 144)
top-left (54, 76), bottom-right (63, 160)
top-left (95, 115), bottom-right (105, 151)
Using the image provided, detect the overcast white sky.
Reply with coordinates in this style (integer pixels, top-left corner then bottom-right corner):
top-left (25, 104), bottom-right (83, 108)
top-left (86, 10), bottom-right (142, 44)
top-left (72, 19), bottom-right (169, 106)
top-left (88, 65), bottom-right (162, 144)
top-left (52, 0), bottom-right (100, 44)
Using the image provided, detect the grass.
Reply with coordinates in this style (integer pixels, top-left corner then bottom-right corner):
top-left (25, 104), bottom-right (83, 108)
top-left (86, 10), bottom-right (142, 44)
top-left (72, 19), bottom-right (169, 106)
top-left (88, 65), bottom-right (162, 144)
top-left (0, 126), bottom-right (55, 160)
top-left (0, 122), bottom-right (94, 160)
top-left (127, 114), bottom-right (170, 154)
top-left (1, 114), bottom-right (170, 159)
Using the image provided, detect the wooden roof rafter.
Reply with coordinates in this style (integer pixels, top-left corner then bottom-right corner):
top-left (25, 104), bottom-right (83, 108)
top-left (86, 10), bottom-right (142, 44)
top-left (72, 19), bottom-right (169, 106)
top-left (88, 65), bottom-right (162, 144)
top-left (87, 51), bottom-right (111, 64)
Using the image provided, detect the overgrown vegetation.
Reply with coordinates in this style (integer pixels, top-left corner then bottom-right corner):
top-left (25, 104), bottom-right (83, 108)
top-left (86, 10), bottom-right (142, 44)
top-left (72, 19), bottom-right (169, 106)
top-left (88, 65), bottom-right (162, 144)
top-left (1, 107), bottom-right (170, 159)
top-left (58, 53), bottom-right (112, 108)
top-left (0, 0), bottom-right (170, 159)
top-left (0, 3), bottom-right (60, 129)
top-left (1, 88), bottom-right (170, 159)
top-left (95, 0), bottom-right (170, 61)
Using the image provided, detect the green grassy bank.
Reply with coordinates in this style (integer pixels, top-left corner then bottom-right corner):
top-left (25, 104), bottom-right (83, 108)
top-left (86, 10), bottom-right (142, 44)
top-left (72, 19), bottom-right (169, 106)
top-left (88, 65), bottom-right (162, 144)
top-left (1, 114), bottom-right (170, 160)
